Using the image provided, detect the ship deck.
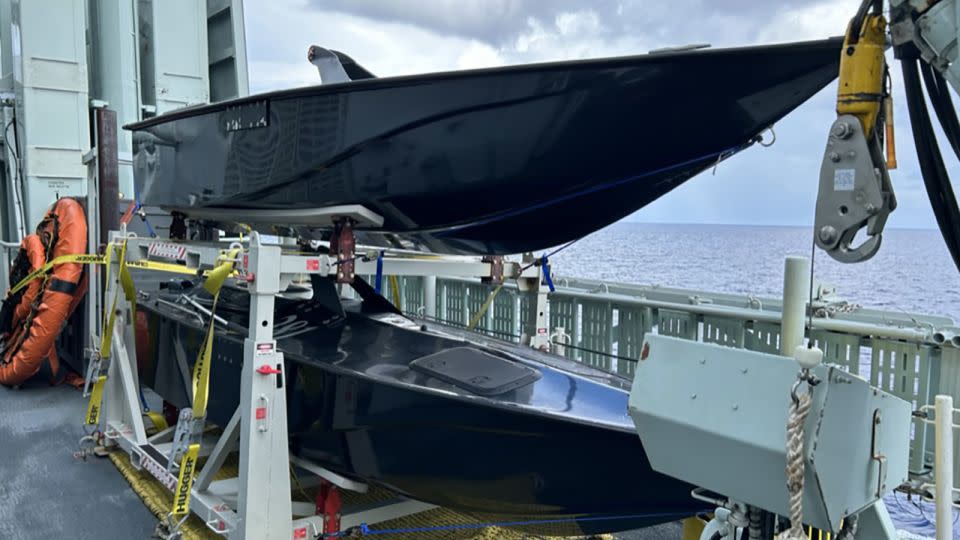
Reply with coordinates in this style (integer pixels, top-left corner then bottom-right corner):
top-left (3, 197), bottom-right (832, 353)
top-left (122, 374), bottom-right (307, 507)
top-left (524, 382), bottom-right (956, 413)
top-left (0, 380), bottom-right (679, 539)
top-left (0, 382), bottom-right (156, 538)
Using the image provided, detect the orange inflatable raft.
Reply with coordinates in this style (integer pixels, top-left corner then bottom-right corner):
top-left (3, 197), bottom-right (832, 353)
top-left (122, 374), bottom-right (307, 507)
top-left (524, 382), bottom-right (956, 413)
top-left (0, 198), bottom-right (88, 385)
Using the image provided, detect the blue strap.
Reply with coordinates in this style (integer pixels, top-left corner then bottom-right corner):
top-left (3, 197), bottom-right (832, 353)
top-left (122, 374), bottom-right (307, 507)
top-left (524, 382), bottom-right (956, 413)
top-left (541, 255), bottom-right (555, 292)
top-left (133, 188), bottom-right (158, 238)
top-left (138, 385), bottom-right (150, 412)
top-left (374, 251), bottom-right (384, 294)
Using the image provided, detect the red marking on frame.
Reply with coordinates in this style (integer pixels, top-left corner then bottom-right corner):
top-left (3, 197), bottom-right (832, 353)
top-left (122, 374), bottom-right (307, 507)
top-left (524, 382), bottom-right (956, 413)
top-left (306, 258), bottom-right (320, 271)
top-left (255, 407), bottom-right (267, 420)
top-left (294, 527), bottom-right (307, 539)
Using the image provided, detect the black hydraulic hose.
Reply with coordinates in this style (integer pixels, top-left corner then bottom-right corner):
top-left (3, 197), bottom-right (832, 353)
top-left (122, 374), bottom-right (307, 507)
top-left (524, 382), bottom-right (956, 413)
top-left (905, 60), bottom-right (960, 266)
top-left (920, 64), bottom-right (960, 161)
top-left (902, 59), bottom-right (960, 271)
top-left (849, 0), bottom-right (882, 45)
top-left (920, 63), bottom-right (960, 259)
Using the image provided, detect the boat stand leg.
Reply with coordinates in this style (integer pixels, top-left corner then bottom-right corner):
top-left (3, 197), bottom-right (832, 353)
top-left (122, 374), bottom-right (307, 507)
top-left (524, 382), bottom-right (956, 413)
top-left (315, 481), bottom-right (342, 535)
top-left (235, 234), bottom-right (292, 539)
top-left (103, 321), bottom-right (148, 444)
top-left (330, 217), bottom-right (356, 284)
top-left (99, 237), bottom-right (147, 446)
top-left (194, 407), bottom-right (240, 492)
top-left (518, 253), bottom-right (550, 350)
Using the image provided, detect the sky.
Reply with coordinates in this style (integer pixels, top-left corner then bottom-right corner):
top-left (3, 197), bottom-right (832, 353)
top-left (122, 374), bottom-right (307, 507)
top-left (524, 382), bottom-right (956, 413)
top-left (243, 0), bottom-right (959, 229)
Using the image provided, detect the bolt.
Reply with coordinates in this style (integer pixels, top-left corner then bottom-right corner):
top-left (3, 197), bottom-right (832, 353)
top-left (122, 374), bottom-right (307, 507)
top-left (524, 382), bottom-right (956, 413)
top-left (829, 151), bottom-right (840, 162)
top-left (741, 367), bottom-right (748, 374)
top-left (865, 203), bottom-right (876, 213)
top-left (732, 404), bottom-right (739, 411)
top-left (847, 150), bottom-right (856, 159)
top-left (832, 122), bottom-right (852, 139)
top-left (691, 393), bottom-right (697, 399)
top-left (699, 358), bottom-right (706, 365)
top-left (818, 225), bottom-right (838, 244)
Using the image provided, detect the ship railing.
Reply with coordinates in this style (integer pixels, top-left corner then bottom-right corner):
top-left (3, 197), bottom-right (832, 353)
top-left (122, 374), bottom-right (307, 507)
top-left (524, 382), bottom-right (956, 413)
top-left (357, 273), bottom-right (960, 487)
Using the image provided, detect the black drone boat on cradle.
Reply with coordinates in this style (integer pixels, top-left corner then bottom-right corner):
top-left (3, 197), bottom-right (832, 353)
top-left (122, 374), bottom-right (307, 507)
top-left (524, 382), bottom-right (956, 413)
top-left (129, 38), bottom-right (842, 255)
top-left (135, 278), bottom-right (702, 535)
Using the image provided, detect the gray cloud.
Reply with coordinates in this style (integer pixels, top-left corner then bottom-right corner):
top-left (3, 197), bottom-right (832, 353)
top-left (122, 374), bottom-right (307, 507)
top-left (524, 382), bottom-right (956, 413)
top-left (309, 0), bottom-right (610, 44)
top-left (308, 0), bottom-right (834, 49)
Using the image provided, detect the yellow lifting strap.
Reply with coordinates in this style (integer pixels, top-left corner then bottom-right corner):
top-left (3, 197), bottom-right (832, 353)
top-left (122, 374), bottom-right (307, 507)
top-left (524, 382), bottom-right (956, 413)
top-left (170, 249), bottom-right (240, 519)
top-left (467, 283), bottom-right (504, 331)
top-left (191, 248), bottom-right (239, 419)
top-left (171, 443), bottom-right (200, 517)
top-left (7, 253), bottom-right (106, 296)
top-left (389, 275), bottom-right (402, 309)
top-left (836, 12), bottom-right (887, 138)
top-left (87, 240), bottom-right (136, 425)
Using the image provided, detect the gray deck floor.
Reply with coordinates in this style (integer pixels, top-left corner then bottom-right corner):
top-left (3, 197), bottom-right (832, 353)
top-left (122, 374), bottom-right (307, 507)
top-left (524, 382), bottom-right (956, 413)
top-left (0, 380), bottom-right (679, 539)
top-left (0, 381), bottom-right (157, 539)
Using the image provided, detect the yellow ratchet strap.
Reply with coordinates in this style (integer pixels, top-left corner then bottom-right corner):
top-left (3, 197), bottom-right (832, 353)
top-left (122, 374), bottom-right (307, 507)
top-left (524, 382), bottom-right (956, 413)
top-left (467, 283), bottom-right (504, 330)
top-left (8, 253), bottom-right (106, 296)
top-left (87, 240), bottom-right (132, 425)
top-left (170, 248), bottom-right (240, 518)
top-left (171, 443), bottom-right (200, 517)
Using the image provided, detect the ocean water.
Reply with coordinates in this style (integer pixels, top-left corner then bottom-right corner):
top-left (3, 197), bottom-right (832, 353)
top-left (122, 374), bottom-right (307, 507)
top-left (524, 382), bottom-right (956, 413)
top-left (550, 223), bottom-right (959, 538)
top-left (550, 223), bottom-right (958, 322)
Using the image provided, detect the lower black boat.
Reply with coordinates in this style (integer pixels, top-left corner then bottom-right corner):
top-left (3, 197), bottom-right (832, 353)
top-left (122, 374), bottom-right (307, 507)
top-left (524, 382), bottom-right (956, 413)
top-left (135, 279), bottom-right (701, 534)
top-left (129, 38), bottom-right (842, 255)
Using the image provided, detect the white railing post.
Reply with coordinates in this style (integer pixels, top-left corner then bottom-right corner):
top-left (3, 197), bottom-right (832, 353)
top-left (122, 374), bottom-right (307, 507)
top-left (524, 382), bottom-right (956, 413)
top-left (936, 394), bottom-right (954, 540)
top-left (780, 256), bottom-right (810, 356)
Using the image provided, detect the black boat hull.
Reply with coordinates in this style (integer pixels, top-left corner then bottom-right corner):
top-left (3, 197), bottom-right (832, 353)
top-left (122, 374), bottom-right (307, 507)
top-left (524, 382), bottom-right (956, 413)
top-left (136, 291), bottom-right (701, 533)
top-left (130, 38), bottom-right (841, 254)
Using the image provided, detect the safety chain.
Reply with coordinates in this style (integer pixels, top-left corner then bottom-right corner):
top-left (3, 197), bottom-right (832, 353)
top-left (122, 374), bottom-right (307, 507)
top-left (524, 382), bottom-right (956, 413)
top-left (784, 369), bottom-right (820, 539)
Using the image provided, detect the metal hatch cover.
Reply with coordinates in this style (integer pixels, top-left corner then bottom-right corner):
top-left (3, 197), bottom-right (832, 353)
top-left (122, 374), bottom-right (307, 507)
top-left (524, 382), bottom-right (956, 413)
top-left (410, 347), bottom-right (541, 396)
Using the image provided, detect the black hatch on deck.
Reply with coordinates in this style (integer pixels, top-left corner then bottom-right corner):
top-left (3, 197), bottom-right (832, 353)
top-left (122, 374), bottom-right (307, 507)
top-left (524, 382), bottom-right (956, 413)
top-left (410, 347), bottom-right (541, 396)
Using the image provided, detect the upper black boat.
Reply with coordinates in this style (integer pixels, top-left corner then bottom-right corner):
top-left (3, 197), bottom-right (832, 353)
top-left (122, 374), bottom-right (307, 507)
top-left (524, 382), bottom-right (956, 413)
top-left (129, 38), bottom-right (842, 254)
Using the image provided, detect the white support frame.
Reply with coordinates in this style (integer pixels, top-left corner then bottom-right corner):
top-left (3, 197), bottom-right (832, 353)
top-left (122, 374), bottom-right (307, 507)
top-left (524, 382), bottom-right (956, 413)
top-left (91, 228), bottom-right (544, 539)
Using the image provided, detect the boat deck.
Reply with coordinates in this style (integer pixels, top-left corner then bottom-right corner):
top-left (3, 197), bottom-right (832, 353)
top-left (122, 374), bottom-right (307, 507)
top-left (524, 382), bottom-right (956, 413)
top-left (0, 382), bottom-right (156, 539)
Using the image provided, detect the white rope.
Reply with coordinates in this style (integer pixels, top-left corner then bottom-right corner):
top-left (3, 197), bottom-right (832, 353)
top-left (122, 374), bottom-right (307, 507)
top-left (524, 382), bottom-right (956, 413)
top-left (784, 386), bottom-right (812, 539)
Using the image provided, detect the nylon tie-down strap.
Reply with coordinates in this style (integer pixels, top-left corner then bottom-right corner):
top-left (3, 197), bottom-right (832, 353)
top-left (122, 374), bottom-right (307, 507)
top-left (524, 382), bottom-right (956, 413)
top-left (86, 240), bottom-right (135, 426)
top-left (78, 243), bottom-right (237, 427)
top-left (171, 248), bottom-right (240, 519)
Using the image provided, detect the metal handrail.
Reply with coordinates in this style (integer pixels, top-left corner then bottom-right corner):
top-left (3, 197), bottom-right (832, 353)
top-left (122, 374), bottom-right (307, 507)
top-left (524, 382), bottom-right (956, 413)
top-left (428, 274), bottom-right (951, 347)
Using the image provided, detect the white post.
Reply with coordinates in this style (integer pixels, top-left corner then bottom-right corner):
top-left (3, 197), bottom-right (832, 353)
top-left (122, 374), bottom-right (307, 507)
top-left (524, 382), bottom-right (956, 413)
top-left (780, 256), bottom-right (810, 356)
top-left (236, 233), bottom-right (292, 539)
top-left (936, 394), bottom-right (954, 540)
top-left (423, 276), bottom-right (437, 319)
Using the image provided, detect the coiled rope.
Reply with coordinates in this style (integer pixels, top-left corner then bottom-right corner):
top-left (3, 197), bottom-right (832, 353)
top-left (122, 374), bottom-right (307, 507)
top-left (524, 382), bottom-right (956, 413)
top-left (784, 377), bottom-right (813, 539)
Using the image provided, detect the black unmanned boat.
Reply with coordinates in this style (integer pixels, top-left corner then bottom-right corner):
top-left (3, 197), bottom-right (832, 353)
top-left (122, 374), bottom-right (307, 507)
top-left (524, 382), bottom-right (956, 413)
top-left (135, 278), bottom-right (702, 534)
top-left (128, 38), bottom-right (842, 255)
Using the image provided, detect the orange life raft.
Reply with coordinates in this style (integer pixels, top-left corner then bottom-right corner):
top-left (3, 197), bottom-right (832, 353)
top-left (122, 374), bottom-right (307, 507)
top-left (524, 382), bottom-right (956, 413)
top-left (0, 198), bottom-right (88, 385)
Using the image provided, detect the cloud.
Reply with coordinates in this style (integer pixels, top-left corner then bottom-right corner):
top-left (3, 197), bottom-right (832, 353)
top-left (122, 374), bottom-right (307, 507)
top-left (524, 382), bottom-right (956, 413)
top-left (244, 0), bottom-right (958, 229)
top-left (306, 0), bottom-right (601, 45)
